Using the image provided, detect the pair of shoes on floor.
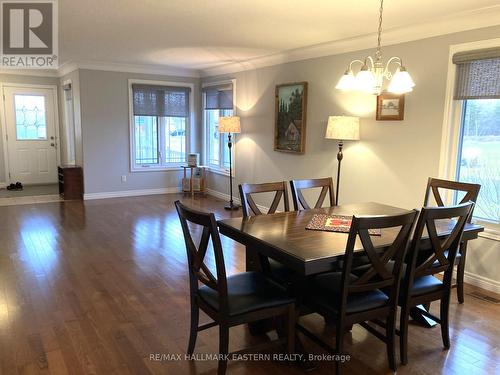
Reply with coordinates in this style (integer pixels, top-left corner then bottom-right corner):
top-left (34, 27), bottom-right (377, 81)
top-left (6, 182), bottom-right (23, 191)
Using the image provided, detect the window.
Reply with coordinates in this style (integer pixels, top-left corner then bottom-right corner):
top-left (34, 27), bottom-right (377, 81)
top-left (452, 47), bottom-right (500, 223)
top-left (14, 94), bottom-right (47, 140)
top-left (130, 82), bottom-right (191, 170)
top-left (203, 82), bottom-right (235, 172)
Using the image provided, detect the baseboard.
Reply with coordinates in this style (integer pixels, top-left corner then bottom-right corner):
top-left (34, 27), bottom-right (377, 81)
top-left (84, 187), bottom-right (181, 200)
top-left (206, 188), bottom-right (242, 205)
top-left (0, 182), bottom-right (6, 189)
top-left (462, 270), bottom-right (500, 295)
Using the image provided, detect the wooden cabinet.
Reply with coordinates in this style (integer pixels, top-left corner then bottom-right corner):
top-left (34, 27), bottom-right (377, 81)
top-left (58, 165), bottom-right (83, 200)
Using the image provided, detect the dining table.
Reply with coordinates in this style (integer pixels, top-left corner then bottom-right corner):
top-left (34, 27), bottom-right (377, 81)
top-left (218, 202), bottom-right (484, 326)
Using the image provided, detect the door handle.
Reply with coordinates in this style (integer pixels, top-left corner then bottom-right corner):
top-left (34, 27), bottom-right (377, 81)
top-left (50, 136), bottom-right (55, 140)
top-left (51, 143), bottom-right (55, 147)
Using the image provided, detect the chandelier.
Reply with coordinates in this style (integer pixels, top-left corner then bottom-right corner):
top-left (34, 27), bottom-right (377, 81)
top-left (335, 0), bottom-right (415, 95)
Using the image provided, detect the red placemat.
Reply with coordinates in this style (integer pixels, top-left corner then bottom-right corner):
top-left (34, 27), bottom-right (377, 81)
top-left (306, 214), bottom-right (381, 236)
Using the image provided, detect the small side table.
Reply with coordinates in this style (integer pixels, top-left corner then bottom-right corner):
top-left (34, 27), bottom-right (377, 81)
top-left (58, 165), bottom-right (83, 200)
top-left (181, 166), bottom-right (206, 194)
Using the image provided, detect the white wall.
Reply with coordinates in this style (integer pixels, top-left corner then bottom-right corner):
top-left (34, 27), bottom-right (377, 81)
top-left (78, 69), bottom-right (201, 195)
top-left (0, 74), bottom-right (60, 184)
top-left (202, 25), bottom-right (500, 290)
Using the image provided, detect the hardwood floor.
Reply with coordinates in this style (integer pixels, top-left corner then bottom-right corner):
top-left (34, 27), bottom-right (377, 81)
top-left (0, 193), bottom-right (498, 374)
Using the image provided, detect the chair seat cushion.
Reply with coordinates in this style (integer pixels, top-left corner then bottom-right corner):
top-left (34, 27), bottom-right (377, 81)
top-left (198, 272), bottom-right (294, 316)
top-left (410, 275), bottom-right (443, 296)
top-left (307, 272), bottom-right (389, 314)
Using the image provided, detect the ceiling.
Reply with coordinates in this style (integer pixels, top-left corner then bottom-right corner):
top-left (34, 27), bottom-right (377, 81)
top-left (59, 0), bottom-right (500, 74)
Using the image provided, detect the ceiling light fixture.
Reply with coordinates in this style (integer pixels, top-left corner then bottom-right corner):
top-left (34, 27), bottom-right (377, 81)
top-left (335, 0), bottom-right (415, 95)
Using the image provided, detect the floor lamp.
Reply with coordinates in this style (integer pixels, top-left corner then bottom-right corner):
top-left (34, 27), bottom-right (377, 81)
top-left (219, 116), bottom-right (241, 210)
top-left (325, 116), bottom-right (360, 205)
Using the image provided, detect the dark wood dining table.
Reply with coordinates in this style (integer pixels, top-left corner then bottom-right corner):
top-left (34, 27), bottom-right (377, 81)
top-left (218, 202), bottom-right (484, 326)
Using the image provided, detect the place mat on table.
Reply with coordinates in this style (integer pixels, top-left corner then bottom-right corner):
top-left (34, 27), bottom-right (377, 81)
top-left (305, 214), bottom-right (381, 236)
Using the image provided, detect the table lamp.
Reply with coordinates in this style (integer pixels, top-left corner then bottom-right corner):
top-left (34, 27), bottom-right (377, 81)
top-left (325, 116), bottom-right (360, 205)
top-left (219, 116), bottom-right (241, 210)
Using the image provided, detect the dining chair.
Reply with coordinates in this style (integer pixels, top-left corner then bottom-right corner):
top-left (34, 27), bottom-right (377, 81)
top-left (290, 177), bottom-right (336, 210)
top-left (299, 210), bottom-right (418, 374)
top-left (423, 177), bottom-right (480, 303)
top-left (239, 181), bottom-right (290, 217)
top-left (239, 181), bottom-right (292, 283)
top-left (398, 201), bottom-right (474, 365)
top-left (175, 201), bottom-right (295, 375)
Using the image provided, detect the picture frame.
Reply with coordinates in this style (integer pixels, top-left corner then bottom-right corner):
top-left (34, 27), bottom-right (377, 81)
top-left (376, 93), bottom-right (405, 121)
top-left (274, 82), bottom-right (308, 154)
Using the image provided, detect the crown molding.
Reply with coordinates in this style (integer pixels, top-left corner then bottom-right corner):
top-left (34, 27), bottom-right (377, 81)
top-left (200, 5), bottom-right (500, 77)
top-left (1, 60), bottom-right (200, 79)
top-left (0, 68), bottom-right (59, 77)
top-left (63, 60), bottom-right (200, 78)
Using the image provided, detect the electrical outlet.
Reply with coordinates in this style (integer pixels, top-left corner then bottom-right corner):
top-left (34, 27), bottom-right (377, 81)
top-left (121, 175), bottom-right (127, 183)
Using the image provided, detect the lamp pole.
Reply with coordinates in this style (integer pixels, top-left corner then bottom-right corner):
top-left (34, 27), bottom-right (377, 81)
top-left (225, 133), bottom-right (238, 210)
top-left (336, 140), bottom-right (343, 205)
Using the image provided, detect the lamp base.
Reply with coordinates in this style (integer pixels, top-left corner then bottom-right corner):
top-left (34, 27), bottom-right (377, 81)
top-left (224, 202), bottom-right (240, 211)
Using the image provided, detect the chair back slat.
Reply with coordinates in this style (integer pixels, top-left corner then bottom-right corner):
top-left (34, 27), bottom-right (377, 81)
top-left (239, 182), bottom-right (290, 217)
top-left (290, 177), bottom-right (335, 210)
top-left (406, 202), bottom-right (474, 285)
top-left (424, 178), bottom-right (480, 222)
top-left (339, 211), bottom-right (418, 307)
top-left (175, 201), bottom-right (229, 314)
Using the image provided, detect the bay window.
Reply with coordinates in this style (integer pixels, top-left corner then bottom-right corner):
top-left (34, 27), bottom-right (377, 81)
top-left (202, 82), bottom-right (235, 172)
top-left (130, 81), bottom-right (191, 170)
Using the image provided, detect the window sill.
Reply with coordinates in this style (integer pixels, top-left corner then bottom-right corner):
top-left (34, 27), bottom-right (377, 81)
top-left (131, 166), bottom-right (184, 173)
top-left (478, 227), bottom-right (500, 242)
top-left (207, 166), bottom-right (234, 177)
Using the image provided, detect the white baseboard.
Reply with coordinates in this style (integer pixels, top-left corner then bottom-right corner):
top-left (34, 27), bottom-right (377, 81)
top-left (206, 188), bottom-right (242, 205)
top-left (0, 182), bottom-right (6, 189)
top-left (84, 187), bottom-right (181, 200)
top-left (463, 270), bottom-right (500, 295)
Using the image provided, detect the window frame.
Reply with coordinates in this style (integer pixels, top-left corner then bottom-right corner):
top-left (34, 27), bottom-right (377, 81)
top-left (128, 79), bottom-right (194, 172)
top-left (202, 79), bottom-right (237, 176)
top-left (440, 37), bottom-right (500, 239)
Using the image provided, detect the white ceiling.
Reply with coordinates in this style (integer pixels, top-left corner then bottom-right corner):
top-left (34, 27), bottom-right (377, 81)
top-left (59, 0), bottom-right (500, 74)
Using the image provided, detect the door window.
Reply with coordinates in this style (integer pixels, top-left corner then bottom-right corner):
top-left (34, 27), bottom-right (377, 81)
top-left (14, 95), bottom-right (47, 140)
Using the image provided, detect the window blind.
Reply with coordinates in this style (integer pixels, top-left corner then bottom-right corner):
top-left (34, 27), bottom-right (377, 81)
top-left (453, 47), bottom-right (500, 100)
top-left (202, 83), bottom-right (233, 110)
top-left (132, 84), bottom-right (190, 117)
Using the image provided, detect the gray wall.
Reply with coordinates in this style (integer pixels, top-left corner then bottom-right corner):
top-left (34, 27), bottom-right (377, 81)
top-left (78, 69), bottom-right (201, 194)
top-left (202, 25), bottom-right (500, 285)
top-left (0, 74), bottom-right (60, 183)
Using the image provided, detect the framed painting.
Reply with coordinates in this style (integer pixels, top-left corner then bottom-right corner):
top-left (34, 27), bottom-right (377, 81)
top-left (274, 82), bottom-right (308, 153)
top-left (376, 93), bottom-right (405, 121)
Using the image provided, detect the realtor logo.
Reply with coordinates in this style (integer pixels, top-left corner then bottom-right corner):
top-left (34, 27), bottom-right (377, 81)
top-left (1, 0), bottom-right (58, 68)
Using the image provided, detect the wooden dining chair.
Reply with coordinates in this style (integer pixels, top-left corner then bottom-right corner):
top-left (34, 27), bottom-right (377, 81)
top-left (239, 181), bottom-right (293, 283)
top-left (290, 177), bottom-right (336, 210)
top-left (239, 181), bottom-right (290, 217)
top-left (423, 177), bottom-right (480, 303)
top-left (299, 210), bottom-right (418, 374)
top-left (175, 201), bottom-right (295, 375)
top-left (398, 202), bottom-right (474, 365)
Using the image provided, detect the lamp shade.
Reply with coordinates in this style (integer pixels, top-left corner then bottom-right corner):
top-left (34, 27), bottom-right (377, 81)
top-left (325, 116), bottom-right (360, 140)
top-left (218, 116), bottom-right (241, 133)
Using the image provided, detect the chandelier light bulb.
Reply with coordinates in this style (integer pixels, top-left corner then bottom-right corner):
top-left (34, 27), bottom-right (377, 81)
top-left (335, 70), bottom-right (356, 91)
top-left (387, 66), bottom-right (416, 94)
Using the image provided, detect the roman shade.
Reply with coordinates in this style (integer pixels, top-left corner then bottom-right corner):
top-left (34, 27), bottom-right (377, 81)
top-left (453, 47), bottom-right (500, 100)
top-left (132, 84), bottom-right (190, 117)
top-left (203, 83), bottom-right (233, 110)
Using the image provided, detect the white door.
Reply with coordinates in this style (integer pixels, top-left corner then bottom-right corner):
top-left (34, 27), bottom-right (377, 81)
top-left (3, 86), bottom-right (58, 184)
